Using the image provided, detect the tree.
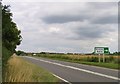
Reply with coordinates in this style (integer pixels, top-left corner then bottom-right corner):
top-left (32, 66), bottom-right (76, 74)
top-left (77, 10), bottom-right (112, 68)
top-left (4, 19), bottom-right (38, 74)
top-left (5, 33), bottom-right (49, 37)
top-left (1, 3), bottom-right (22, 81)
top-left (2, 5), bottom-right (22, 52)
top-left (113, 52), bottom-right (120, 55)
top-left (16, 50), bottom-right (26, 56)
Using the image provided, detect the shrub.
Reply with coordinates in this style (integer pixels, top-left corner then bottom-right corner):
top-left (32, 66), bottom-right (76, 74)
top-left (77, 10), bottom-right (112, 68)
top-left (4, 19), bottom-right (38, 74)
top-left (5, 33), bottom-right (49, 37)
top-left (114, 58), bottom-right (120, 64)
top-left (105, 56), bottom-right (114, 63)
top-left (86, 56), bottom-right (98, 62)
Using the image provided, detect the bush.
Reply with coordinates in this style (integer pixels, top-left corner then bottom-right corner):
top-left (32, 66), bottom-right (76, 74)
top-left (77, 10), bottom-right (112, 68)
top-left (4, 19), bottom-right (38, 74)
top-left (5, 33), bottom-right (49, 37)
top-left (16, 50), bottom-right (26, 56)
top-left (2, 46), bottom-right (12, 66)
top-left (2, 46), bottom-right (12, 81)
top-left (87, 57), bottom-right (98, 62)
top-left (105, 56), bottom-right (114, 63)
top-left (114, 58), bottom-right (120, 64)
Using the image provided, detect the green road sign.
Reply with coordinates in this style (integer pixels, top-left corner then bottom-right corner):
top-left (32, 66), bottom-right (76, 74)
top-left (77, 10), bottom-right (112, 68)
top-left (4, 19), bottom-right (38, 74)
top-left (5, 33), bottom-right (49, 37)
top-left (94, 47), bottom-right (109, 54)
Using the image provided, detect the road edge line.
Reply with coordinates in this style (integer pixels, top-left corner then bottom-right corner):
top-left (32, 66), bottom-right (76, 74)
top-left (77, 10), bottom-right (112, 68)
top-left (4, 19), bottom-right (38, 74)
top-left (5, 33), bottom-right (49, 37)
top-left (52, 73), bottom-right (72, 84)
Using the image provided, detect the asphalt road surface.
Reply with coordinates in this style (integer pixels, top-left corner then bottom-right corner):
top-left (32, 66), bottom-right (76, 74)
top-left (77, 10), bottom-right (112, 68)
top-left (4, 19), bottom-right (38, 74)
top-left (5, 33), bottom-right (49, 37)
top-left (22, 56), bottom-right (119, 84)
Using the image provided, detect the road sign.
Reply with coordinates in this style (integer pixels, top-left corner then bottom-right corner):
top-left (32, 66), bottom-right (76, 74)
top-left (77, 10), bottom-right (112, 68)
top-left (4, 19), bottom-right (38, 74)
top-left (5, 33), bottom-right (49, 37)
top-left (94, 47), bottom-right (109, 54)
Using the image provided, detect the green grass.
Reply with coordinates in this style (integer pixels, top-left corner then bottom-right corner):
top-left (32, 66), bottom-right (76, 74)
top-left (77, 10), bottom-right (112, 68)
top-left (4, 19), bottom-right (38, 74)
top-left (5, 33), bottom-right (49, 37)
top-left (2, 46), bottom-right (12, 81)
top-left (56, 58), bottom-right (119, 69)
top-left (2, 46), bottom-right (12, 66)
top-left (0, 59), bottom-right (2, 82)
top-left (73, 61), bottom-right (119, 69)
top-left (4, 55), bottom-right (60, 82)
top-left (32, 54), bottom-right (119, 70)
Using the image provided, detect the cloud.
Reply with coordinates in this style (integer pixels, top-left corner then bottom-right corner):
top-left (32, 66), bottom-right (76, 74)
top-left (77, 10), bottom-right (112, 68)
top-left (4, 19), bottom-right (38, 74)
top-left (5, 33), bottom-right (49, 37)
top-left (91, 14), bottom-right (118, 24)
top-left (58, 22), bottom-right (117, 40)
top-left (40, 2), bottom-right (117, 25)
top-left (3, 0), bottom-right (119, 2)
top-left (86, 2), bottom-right (117, 9)
top-left (41, 15), bottom-right (90, 24)
top-left (3, 2), bottom-right (118, 53)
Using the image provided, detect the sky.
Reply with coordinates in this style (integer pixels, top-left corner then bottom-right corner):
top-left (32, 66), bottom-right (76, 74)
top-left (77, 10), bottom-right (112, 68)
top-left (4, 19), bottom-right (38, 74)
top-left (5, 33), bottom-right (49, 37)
top-left (3, 0), bottom-right (118, 53)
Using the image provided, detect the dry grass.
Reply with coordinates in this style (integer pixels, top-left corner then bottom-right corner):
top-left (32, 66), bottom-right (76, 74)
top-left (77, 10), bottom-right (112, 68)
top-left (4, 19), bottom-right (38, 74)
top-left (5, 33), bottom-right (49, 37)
top-left (38, 54), bottom-right (119, 62)
top-left (4, 55), bottom-right (32, 82)
top-left (36, 54), bottom-right (119, 69)
top-left (65, 54), bottom-right (119, 60)
top-left (4, 54), bottom-right (59, 82)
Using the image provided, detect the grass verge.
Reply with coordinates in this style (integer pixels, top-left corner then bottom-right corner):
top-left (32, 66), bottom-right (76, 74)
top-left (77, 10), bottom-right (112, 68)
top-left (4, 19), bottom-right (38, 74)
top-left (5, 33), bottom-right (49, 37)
top-left (0, 59), bottom-right (2, 82)
top-left (4, 55), bottom-right (60, 82)
top-left (33, 55), bottom-right (119, 70)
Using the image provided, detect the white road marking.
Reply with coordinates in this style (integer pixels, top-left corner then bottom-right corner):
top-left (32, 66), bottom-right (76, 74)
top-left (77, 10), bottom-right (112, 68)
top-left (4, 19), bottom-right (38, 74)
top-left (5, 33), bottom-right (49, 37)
top-left (76, 63), bottom-right (119, 71)
top-left (36, 56), bottom-right (119, 71)
top-left (24, 56), bottom-right (120, 81)
top-left (52, 73), bottom-right (72, 84)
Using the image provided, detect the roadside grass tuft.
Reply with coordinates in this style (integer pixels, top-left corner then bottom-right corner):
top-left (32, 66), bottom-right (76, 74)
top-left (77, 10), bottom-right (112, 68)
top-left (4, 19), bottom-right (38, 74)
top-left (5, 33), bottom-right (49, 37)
top-left (4, 55), bottom-right (59, 82)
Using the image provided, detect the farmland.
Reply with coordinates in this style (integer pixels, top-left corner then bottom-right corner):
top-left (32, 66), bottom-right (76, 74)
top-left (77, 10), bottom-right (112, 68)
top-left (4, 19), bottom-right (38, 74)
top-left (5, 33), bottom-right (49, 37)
top-left (30, 54), bottom-right (119, 69)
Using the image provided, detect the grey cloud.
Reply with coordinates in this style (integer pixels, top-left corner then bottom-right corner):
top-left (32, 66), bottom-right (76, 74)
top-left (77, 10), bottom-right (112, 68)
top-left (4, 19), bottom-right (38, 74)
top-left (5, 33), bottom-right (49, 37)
top-left (77, 29), bottom-right (103, 39)
top-left (87, 2), bottom-right (117, 9)
top-left (41, 2), bottom-right (117, 24)
top-left (92, 15), bottom-right (118, 24)
top-left (7, 2), bottom-right (118, 53)
top-left (41, 15), bottom-right (90, 24)
top-left (77, 29), bottom-right (103, 40)
top-left (65, 24), bottom-right (115, 40)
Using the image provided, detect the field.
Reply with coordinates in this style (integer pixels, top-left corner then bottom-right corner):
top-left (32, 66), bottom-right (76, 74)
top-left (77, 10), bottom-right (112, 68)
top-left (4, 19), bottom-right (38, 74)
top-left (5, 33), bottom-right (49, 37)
top-left (3, 55), bottom-right (59, 82)
top-left (32, 54), bottom-right (119, 69)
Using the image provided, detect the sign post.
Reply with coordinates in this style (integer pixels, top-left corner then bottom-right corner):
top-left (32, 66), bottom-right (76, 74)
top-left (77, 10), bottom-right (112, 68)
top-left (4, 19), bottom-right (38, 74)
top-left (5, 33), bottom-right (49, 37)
top-left (103, 54), bottom-right (105, 63)
top-left (94, 47), bottom-right (109, 63)
top-left (99, 54), bottom-right (101, 63)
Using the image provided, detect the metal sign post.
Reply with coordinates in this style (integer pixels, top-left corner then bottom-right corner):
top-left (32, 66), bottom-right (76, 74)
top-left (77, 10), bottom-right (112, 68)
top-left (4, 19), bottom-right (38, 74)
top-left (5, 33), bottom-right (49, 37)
top-left (99, 54), bottom-right (101, 63)
top-left (103, 54), bottom-right (105, 62)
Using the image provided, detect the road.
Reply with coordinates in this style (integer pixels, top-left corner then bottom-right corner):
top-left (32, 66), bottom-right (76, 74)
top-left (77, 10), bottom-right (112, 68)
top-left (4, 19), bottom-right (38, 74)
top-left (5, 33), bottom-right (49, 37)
top-left (22, 56), bottom-right (119, 84)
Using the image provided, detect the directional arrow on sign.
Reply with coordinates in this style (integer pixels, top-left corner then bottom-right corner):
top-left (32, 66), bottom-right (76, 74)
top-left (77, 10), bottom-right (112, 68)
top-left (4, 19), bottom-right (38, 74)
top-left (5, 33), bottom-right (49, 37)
top-left (105, 50), bottom-right (108, 52)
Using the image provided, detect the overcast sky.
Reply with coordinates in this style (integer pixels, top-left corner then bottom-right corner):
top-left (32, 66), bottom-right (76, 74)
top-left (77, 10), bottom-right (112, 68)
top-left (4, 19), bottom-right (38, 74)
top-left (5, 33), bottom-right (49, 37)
top-left (3, 0), bottom-right (118, 53)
